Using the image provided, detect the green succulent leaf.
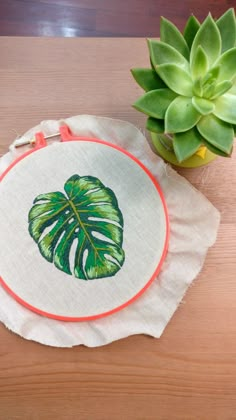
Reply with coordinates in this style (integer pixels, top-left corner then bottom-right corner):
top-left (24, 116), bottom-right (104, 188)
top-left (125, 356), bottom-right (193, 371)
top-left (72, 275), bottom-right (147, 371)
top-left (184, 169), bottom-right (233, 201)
top-left (216, 8), bottom-right (236, 53)
top-left (201, 138), bottom-right (231, 157)
top-left (148, 39), bottom-right (189, 70)
top-left (146, 117), bottom-right (164, 133)
top-left (133, 88), bottom-right (177, 119)
top-left (131, 68), bottom-right (166, 92)
top-left (213, 48), bottom-right (236, 82)
top-left (160, 16), bottom-right (190, 59)
top-left (203, 80), bottom-right (217, 99)
top-left (192, 96), bottom-right (215, 115)
top-left (173, 128), bottom-right (202, 162)
top-left (183, 15), bottom-right (201, 49)
top-left (229, 83), bottom-right (236, 95)
top-left (190, 14), bottom-right (221, 67)
top-left (213, 93), bottom-right (236, 124)
top-left (197, 114), bottom-right (234, 154)
top-left (165, 96), bottom-right (201, 133)
top-left (156, 64), bottom-right (193, 96)
top-left (28, 174), bottom-right (125, 280)
top-left (193, 78), bottom-right (203, 97)
top-left (210, 80), bottom-right (233, 100)
top-left (190, 45), bottom-right (209, 80)
top-left (150, 57), bottom-right (155, 70)
top-left (202, 66), bottom-right (220, 85)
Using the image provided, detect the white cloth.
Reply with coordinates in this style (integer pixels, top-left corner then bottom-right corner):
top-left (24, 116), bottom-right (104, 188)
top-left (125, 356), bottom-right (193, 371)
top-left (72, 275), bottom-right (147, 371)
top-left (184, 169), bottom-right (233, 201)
top-left (0, 115), bottom-right (220, 347)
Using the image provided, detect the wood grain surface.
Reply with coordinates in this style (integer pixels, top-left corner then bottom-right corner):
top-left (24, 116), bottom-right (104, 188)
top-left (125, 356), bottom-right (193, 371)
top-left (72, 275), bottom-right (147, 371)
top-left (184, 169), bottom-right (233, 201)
top-left (0, 38), bottom-right (236, 420)
top-left (0, 0), bottom-right (234, 36)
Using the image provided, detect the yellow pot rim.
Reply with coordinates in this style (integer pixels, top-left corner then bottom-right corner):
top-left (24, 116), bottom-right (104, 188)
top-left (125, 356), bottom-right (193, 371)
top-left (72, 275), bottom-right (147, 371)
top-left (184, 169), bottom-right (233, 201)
top-left (150, 132), bottom-right (217, 168)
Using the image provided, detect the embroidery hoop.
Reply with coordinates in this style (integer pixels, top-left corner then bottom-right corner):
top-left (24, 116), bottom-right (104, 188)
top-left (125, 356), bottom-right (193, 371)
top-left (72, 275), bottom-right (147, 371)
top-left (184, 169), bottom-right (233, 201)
top-left (0, 125), bottom-right (169, 321)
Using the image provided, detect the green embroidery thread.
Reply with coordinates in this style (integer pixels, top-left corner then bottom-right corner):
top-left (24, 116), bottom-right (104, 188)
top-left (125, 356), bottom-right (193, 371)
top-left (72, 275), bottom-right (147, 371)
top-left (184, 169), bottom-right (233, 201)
top-left (28, 174), bottom-right (125, 280)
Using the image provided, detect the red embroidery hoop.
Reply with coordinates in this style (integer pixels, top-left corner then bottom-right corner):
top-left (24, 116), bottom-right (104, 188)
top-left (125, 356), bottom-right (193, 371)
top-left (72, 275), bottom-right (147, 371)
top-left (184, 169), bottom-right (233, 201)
top-left (0, 125), bottom-right (169, 321)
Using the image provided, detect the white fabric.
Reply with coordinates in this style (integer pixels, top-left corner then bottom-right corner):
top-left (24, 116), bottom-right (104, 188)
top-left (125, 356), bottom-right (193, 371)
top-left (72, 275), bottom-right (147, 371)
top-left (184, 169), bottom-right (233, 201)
top-left (0, 115), bottom-right (220, 347)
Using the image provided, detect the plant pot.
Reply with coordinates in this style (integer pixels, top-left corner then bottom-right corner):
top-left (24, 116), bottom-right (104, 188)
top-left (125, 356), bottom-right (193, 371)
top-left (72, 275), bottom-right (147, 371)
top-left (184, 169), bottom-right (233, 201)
top-left (150, 132), bottom-right (217, 168)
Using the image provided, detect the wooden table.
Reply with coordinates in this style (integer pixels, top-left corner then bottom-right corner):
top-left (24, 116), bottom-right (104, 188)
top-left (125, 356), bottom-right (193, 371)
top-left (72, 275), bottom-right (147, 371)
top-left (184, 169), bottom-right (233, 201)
top-left (0, 1), bottom-right (234, 36)
top-left (0, 38), bottom-right (236, 420)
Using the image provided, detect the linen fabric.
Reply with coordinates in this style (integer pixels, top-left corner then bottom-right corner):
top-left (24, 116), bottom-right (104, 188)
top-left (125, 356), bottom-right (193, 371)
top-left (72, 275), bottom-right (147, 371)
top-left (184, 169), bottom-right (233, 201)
top-left (0, 115), bottom-right (220, 347)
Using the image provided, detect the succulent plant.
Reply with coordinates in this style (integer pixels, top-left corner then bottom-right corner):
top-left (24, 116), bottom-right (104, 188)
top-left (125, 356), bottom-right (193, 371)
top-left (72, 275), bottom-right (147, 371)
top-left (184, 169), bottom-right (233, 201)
top-left (131, 8), bottom-right (236, 163)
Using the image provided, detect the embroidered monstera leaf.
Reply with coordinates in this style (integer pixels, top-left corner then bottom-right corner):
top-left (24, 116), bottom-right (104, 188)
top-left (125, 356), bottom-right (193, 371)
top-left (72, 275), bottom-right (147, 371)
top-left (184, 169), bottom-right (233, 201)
top-left (28, 174), bottom-right (125, 280)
